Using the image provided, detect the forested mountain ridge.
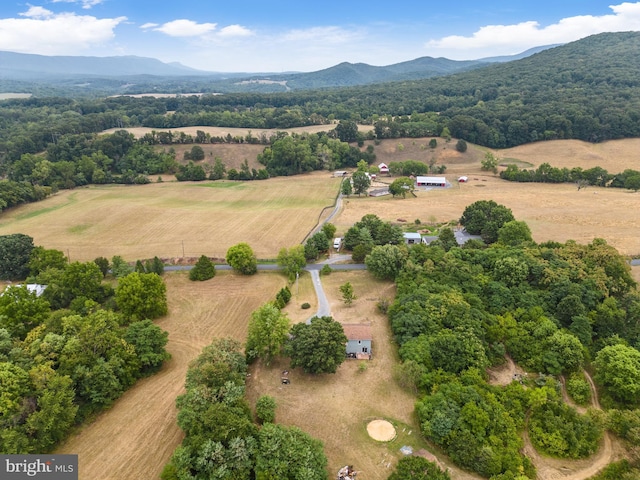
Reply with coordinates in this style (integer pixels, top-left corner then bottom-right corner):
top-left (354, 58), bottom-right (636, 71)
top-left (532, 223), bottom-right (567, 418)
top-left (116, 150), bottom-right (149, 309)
top-left (1, 31), bottom-right (640, 170)
top-left (0, 45), bottom-right (554, 95)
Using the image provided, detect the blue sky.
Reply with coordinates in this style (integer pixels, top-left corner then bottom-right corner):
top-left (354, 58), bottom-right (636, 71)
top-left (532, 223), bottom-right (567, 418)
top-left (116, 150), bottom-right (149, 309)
top-left (1, 1), bottom-right (640, 72)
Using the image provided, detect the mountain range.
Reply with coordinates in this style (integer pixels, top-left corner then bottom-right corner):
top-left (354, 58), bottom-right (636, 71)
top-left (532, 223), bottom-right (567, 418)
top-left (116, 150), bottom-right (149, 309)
top-left (0, 45), bottom-right (556, 93)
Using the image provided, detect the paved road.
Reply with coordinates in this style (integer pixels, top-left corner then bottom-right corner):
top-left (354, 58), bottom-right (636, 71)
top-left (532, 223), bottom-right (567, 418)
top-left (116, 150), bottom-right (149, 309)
top-left (631, 259), bottom-right (640, 266)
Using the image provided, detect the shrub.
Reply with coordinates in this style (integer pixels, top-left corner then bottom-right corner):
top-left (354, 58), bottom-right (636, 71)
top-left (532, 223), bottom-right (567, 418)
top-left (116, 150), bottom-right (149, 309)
top-left (275, 286), bottom-right (292, 308)
top-left (566, 372), bottom-right (592, 406)
top-left (455, 139), bottom-right (468, 152)
top-left (320, 264), bottom-right (332, 276)
top-left (301, 302), bottom-right (311, 309)
top-left (189, 255), bottom-right (216, 281)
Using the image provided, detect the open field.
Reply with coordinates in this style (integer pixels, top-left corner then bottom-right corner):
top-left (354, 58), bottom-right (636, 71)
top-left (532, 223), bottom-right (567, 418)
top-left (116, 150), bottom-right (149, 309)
top-left (55, 270), bottom-right (286, 479)
top-left (0, 172), bottom-right (341, 262)
top-left (336, 175), bottom-right (640, 256)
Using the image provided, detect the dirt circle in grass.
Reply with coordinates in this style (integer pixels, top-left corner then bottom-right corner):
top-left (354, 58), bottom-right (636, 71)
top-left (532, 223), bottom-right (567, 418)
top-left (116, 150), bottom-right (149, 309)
top-left (366, 419), bottom-right (396, 442)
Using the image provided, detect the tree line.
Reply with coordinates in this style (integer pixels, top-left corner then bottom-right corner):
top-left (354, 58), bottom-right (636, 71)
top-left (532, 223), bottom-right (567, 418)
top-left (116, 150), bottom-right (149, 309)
top-left (340, 200), bottom-right (640, 478)
top-left (0, 233), bottom-right (171, 453)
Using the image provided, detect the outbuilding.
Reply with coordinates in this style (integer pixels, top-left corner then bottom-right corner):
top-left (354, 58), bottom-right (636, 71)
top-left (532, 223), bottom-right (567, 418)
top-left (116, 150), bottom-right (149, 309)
top-left (403, 232), bottom-right (422, 245)
top-left (416, 176), bottom-right (447, 187)
top-left (378, 163), bottom-right (389, 175)
top-left (343, 323), bottom-right (372, 360)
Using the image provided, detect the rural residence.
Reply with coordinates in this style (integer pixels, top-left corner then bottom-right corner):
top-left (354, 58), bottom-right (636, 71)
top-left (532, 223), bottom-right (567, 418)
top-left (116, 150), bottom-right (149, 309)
top-left (403, 232), bottom-right (423, 245)
top-left (343, 323), bottom-right (372, 360)
top-left (378, 163), bottom-right (389, 174)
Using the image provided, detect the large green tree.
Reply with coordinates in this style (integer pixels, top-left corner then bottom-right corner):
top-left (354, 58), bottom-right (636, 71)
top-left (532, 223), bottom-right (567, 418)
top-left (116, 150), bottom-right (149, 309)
top-left (245, 303), bottom-right (290, 364)
top-left (115, 272), bottom-right (168, 321)
top-left (351, 171), bottom-right (371, 196)
top-left (389, 177), bottom-right (415, 198)
top-left (459, 200), bottom-right (515, 243)
top-left (277, 245), bottom-right (306, 281)
top-left (226, 243), bottom-right (258, 275)
top-left (0, 233), bottom-right (34, 280)
top-left (388, 456), bottom-right (451, 480)
top-left (365, 244), bottom-right (407, 281)
top-left (189, 255), bottom-right (216, 281)
top-left (285, 316), bottom-right (347, 374)
top-left (594, 344), bottom-right (640, 405)
top-left (0, 285), bottom-right (50, 339)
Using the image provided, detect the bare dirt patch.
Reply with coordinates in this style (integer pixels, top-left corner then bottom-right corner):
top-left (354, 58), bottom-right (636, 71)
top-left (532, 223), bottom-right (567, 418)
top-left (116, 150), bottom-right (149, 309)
top-left (367, 420), bottom-right (397, 442)
top-left (55, 270), bottom-right (285, 480)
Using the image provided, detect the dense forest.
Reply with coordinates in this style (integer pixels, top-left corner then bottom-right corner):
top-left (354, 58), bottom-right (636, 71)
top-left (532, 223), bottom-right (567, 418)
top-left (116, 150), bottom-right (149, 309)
top-left (1, 32), bottom-right (640, 172)
top-left (0, 234), bottom-right (171, 453)
top-left (354, 202), bottom-right (640, 479)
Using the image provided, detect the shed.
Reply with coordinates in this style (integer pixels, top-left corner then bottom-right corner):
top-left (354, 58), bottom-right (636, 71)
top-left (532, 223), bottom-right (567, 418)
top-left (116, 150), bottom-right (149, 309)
top-left (378, 163), bottom-right (389, 174)
top-left (416, 176), bottom-right (447, 187)
top-left (403, 232), bottom-right (422, 245)
top-left (343, 323), bottom-right (372, 359)
top-left (458, 176), bottom-right (468, 183)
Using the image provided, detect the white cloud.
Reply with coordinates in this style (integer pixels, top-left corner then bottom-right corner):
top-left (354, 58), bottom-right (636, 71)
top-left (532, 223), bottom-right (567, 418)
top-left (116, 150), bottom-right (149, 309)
top-left (52, 0), bottom-right (105, 9)
top-left (218, 24), bottom-right (253, 37)
top-left (425, 1), bottom-right (640, 58)
top-left (140, 22), bottom-right (159, 30)
top-left (0, 9), bottom-right (126, 55)
top-left (151, 19), bottom-right (218, 37)
top-left (19, 6), bottom-right (54, 18)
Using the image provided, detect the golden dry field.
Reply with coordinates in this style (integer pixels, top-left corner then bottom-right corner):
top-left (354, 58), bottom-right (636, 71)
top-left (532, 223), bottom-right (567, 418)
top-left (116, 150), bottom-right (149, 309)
top-left (246, 270), bottom-right (479, 480)
top-left (55, 270), bottom-right (287, 480)
top-left (0, 172), bottom-right (341, 262)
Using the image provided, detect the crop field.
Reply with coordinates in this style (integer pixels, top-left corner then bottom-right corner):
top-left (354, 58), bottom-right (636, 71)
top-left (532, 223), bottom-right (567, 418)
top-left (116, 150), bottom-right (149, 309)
top-left (55, 270), bottom-right (287, 480)
top-left (0, 172), bottom-right (341, 262)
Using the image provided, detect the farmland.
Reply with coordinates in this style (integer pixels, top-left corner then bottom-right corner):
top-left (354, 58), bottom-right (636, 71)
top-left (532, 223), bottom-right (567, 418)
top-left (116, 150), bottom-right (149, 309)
top-left (3, 136), bottom-right (639, 479)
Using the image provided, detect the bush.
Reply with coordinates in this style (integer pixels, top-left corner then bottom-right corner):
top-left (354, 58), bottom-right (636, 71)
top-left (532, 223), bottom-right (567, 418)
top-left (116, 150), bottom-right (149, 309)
top-left (301, 302), bottom-right (311, 309)
top-left (566, 372), bottom-right (592, 406)
top-left (275, 286), bottom-right (292, 308)
top-left (320, 264), bottom-right (332, 275)
top-left (189, 255), bottom-right (216, 281)
top-left (455, 139), bottom-right (467, 152)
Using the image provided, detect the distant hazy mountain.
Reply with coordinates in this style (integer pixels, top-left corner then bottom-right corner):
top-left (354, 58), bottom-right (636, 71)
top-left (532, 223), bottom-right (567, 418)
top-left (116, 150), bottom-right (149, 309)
top-left (0, 51), bottom-right (210, 78)
top-left (237, 44), bottom-right (559, 90)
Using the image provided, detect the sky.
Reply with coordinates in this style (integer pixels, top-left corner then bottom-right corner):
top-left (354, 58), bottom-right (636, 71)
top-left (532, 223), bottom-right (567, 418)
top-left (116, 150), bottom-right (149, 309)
top-left (1, 1), bottom-right (640, 72)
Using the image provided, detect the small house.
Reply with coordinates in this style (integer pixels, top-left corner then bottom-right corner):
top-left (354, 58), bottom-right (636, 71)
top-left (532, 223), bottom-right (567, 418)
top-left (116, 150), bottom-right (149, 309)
top-left (458, 176), bottom-right (468, 183)
top-left (403, 232), bottom-right (422, 245)
top-left (343, 323), bottom-right (372, 360)
top-left (416, 176), bottom-right (447, 187)
top-left (378, 163), bottom-right (389, 175)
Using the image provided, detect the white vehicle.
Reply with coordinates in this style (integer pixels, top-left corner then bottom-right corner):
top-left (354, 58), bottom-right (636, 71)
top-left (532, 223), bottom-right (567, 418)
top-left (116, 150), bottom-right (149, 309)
top-left (333, 237), bottom-right (342, 250)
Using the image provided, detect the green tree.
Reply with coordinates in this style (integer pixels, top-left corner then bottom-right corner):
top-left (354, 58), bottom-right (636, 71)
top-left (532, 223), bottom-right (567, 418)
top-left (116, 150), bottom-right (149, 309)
top-left (189, 255), bottom-right (216, 281)
top-left (0, 233), bottom-right (34, 280)
top-left (285, 316), bottom-right (347, 374)
top-left (226, 243), bottom-right (258, 275)
top-left (365, 244), bottom-right (406, 281)
top-left (277, 245), bottom-right (306, 281)
top-left (497, 220), bottom-right (533, 246)
top-left (255, 395), bottom-right (277, 424)
top-left (115, 272), bottom-right (168, 321)
top-left (111, 255), bottom-right (133, 278)
top-left (246, 302), bottom-right (290, 364)
top-left (209, 157), bottom-right (227, 180)
top-left (188, 145), bottom-right (205, 161)
top-left (351, 171), bottom-right (371, 196)
top-left (335, 120), bottom-right (359, 143)
top-left (125, 320), bottom-right (171, 373)
top-left (624, 174), bottom-right (640, 192)
top-left (28, 247), bottom-right (67, 276)
top-left (93, 256), bottom-right (110, 277)
top-left (0, 285), bottom-right (50, 339)
top-left (434, 227), bottom-right (458, 252)
top-left (389, 177), bottom-right (415, 198)
top-left (455, 139), bottom-right (467, 152)
top-left (339, 282), bottom-right (356, 306)
top-left (388, 456), bottom-right (451, 480)
top-left (321, 223), bottom-right (337, 241)
top-left (256, 423), bottom-right (327, 480)
top-left (429, 138), bottom-right (438, 149)
top-left (341, 177), bottom-right (353, 196)
top-left (594, 344), bottom-right (640, 405)
top-left (459, 200), bottom-right (515, 243)
top-left (481, 152), bottom-right (499, 174)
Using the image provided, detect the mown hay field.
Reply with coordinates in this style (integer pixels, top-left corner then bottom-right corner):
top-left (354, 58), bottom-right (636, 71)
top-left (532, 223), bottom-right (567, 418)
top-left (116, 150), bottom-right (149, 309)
top-left (0, 172), bottom-right (341, 262)
top-left (56, 270), bottom-right (287, 480)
